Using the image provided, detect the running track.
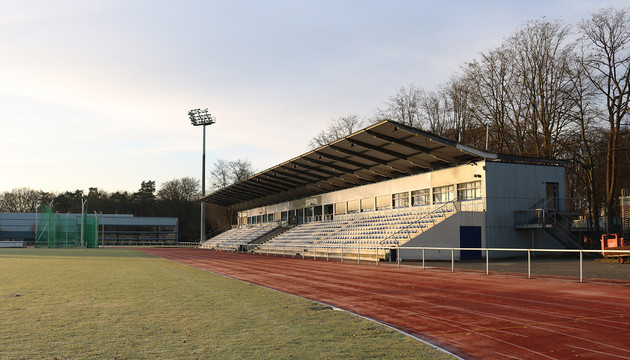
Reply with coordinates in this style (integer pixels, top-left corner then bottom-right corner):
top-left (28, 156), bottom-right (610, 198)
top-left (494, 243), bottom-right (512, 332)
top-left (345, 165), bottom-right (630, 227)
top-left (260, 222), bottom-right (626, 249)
top-left (139, 248), bottom-right (630, 360)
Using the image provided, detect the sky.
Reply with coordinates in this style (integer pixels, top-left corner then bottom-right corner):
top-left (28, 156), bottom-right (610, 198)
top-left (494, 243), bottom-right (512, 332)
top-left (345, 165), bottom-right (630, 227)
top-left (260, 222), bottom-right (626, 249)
top-left (1, 0), bottom-right (627, 194)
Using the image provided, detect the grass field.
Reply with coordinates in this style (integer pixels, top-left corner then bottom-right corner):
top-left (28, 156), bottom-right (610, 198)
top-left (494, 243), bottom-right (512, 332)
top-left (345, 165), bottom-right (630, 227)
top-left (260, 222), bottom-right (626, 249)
top-left (0, 248), bottom-right (453, 359)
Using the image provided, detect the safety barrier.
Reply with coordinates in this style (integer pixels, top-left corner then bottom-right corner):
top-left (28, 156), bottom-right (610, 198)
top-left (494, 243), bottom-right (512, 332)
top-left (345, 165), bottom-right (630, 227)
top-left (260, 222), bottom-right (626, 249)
top-left (210, 244), bottom-right (630, 283)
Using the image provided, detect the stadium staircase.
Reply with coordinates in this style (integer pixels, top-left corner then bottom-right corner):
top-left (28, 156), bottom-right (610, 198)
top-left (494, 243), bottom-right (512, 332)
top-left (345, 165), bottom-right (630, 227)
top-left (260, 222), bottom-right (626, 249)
top-left (542, 211), bottom-right (588, 250)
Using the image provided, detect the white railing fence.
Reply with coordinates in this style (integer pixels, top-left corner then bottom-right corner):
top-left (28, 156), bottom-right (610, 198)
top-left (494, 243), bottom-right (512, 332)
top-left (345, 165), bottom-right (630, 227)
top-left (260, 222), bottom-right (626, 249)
top-left (211, 244), bottom-right (630, 284)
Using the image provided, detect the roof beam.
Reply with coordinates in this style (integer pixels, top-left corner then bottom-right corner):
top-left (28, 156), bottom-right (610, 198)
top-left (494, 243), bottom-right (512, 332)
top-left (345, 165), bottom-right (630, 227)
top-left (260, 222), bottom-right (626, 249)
top-left (243, 180), bottom-right (287, 194)
top-left (254, 175), bottom-right (298, 190)
top-left (278, 164), bottom-right (331, 183)
top-left (344, 138), bottom-right (428, 172)
top-left (329, 144), bottom-right (412, 175)
top-left (365, 130), bottom-right (447, 169)
top-left (291, 160), bottom-right (344, 178)
top-left (238, 184), bottom-right (271, 197)
top-left (210, 189), bottom-right (251, 202)
top-left (314, 150), bottom-right (395, 179)
top-left (304, 155), bottom-right (379, 183)
top-left (270, 169), bottom-right (317, 186)
top-left (314, 180), bottom-right (345, 191)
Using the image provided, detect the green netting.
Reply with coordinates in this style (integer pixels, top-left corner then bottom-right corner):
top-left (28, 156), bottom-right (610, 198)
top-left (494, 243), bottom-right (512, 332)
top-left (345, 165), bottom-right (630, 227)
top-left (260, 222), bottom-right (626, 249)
top-left (83, 211), bottom-right (99, 248)
top-left (35, 205), bottom-right (98, 248)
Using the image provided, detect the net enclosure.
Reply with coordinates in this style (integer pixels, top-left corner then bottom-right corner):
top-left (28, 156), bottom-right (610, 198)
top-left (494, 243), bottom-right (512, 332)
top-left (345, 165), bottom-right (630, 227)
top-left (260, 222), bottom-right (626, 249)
top-left (35, 205), bottom-right (99, 248)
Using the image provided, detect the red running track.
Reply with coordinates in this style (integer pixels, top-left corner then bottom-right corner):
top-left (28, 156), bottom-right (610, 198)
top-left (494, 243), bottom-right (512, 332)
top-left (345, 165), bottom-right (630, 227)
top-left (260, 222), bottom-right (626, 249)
top-left (139, 248), bottom-right (630, 360)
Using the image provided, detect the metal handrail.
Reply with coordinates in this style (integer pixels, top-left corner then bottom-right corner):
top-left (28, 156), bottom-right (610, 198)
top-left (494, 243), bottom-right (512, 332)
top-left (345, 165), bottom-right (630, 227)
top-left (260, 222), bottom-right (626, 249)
top-left (378, 199), bottom-right (460, 246)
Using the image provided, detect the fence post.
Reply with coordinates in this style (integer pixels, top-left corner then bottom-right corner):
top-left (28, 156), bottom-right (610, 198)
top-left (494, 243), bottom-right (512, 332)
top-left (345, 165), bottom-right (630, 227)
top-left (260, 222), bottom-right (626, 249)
top-left (527, 249), bottom-right (531, 279)
top-left (376, 247), bottom-right (379, 266)
top-left (422, 248), bottom-right (425, 270)
top-left (341, 247), bottom-right (344, 263)
top-left (302, 247), bottom-right (305, 260)
top-left (358, 248), bottom-right (360, 264)
top-left (397, 246), bottom-right (400, 268)
top-left (486, 249), bottom-right (489, 275)
top-left (326, 247), bottom-right (329, 262)
top-left (451, 248), bottom-right (454, 272)
top-left (580, 250), bottom-right (583, 282)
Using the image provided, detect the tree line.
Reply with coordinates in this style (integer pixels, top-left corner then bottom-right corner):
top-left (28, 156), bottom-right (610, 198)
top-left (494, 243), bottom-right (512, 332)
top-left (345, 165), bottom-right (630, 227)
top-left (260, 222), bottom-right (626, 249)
top-left (311, 7), bottom-right (630, 235)
top-left (2, 178), bottom-right (215, 241)
top-left (0, 159), bottom-right (255, 240)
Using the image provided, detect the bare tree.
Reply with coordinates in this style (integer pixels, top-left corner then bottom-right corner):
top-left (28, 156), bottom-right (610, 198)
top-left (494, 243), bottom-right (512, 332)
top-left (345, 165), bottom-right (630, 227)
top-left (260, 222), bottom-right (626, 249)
top-left (158, 177), bottom-right (201, 202)
top-left (464, 47), bottom-right (524, 154)
top-left (507, 19), bottom-right (576, 158)
top-left (579, 7), bottom-right (630, 231)
top-left (309, 115), bottom-right (364, 149)
top-left (0, 188), bottom-right (42, 212)
top-left (563, 56), bottom-right (606, 238)
top-left (441, 76), bottom-right (477, 144)
top-left (375, 84), bottom-right (424, 127)
top-left (209, 159), bottom-right (232, 190)
top-left (230, 158), bottom-right (255, 182)
top-left (209, 158), bottom-right (256, 190)
top-left (418, 90), bottom-right (449, 135)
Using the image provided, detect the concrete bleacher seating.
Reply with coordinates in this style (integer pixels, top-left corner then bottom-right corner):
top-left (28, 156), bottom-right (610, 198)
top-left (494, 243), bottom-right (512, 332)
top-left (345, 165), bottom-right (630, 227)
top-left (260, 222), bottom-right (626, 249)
top-left (254, 202), bottom-right (457, 261)
top-left (200, 223), bottom-right (277, 251)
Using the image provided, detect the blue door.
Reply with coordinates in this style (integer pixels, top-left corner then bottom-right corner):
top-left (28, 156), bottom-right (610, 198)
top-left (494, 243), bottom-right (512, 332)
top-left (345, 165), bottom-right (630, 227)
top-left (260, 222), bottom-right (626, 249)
top-left (460, 226), bottom-right (482, 259)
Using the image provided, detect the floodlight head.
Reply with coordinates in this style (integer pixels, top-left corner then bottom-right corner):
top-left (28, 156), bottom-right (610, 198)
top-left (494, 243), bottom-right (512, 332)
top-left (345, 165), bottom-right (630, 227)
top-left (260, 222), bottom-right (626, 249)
top-left (188, 108), bottom-right (216, 126)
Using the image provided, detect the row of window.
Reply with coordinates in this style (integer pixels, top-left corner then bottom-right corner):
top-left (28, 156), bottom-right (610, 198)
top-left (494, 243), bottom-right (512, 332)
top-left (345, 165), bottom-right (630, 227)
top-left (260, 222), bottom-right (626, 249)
top-left (381, 181), bottom-right (482, 210)
top-left (242, 181), bottom-right (482, 225)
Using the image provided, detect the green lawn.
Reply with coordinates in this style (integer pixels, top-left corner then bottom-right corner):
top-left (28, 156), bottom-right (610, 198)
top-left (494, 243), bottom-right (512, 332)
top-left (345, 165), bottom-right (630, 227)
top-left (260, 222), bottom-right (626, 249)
top-left (0, 248), bottom-right (453, 359)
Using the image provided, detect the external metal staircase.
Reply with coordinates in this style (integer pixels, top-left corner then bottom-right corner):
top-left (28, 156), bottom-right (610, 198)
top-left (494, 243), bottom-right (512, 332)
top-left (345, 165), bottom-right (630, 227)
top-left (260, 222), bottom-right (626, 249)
top-left (514, 199), bottom-right (586, 250)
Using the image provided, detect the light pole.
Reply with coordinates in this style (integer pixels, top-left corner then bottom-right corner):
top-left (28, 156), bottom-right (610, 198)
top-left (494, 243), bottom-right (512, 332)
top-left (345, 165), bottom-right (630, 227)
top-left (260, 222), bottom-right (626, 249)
top-left (189, 108), bottom-right (216, 244)
top-left (81, 198), bottom-right (87, 248)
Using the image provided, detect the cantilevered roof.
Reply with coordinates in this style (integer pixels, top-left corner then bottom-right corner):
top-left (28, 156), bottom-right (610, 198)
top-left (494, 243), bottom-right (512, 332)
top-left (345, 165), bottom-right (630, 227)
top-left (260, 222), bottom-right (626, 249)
top-left (202, 120), bottom-right (561, 210)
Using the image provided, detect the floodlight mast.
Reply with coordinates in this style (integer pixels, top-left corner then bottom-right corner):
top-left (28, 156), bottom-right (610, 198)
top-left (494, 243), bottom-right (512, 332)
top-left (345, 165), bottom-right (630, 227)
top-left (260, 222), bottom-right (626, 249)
top-left (188, 108), bottom-right (216, 244)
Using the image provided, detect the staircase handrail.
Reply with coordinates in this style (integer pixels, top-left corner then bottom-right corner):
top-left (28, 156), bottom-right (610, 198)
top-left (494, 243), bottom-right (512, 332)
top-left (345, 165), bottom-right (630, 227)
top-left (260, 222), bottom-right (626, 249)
top-left (378, 199), bottom-right (461, 246)
top-left (546, 210), bottom-right (588, 250)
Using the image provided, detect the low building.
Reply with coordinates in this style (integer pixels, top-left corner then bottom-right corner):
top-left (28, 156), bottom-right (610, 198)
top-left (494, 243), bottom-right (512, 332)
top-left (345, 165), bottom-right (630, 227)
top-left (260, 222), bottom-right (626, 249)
top-left (0, 212), bottom-right (178, 247)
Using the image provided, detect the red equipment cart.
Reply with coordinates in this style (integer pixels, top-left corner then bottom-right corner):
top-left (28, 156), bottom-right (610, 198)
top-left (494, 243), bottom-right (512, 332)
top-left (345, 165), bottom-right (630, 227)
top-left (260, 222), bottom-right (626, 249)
top-left (601, 233), bottom-right (630, 263)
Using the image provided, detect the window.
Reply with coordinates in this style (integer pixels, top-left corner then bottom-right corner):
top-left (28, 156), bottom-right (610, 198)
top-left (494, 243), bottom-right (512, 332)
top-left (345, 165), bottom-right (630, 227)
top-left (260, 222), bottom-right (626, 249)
top-left (376, 195), bottom-right (391, 210)
top-left (457, 181), bottom-right (481, 200)
top-left (361, 197), bottom-right (375, 212)
top-left (392, 192), bottom-right (409, 208)
top-left (347, 199), bottom-right (360, 213)
top-left (411, 189), bottom-right (430, 206)
top-left (432, 185), bottom-right (454, 203)
top-left (335, 202), bottom-right (347, 215)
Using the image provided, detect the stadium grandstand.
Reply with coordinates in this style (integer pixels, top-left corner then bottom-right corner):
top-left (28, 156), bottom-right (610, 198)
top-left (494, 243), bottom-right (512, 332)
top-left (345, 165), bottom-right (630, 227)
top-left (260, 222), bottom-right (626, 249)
top-left (200, 120), bottom-right (577, 261)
